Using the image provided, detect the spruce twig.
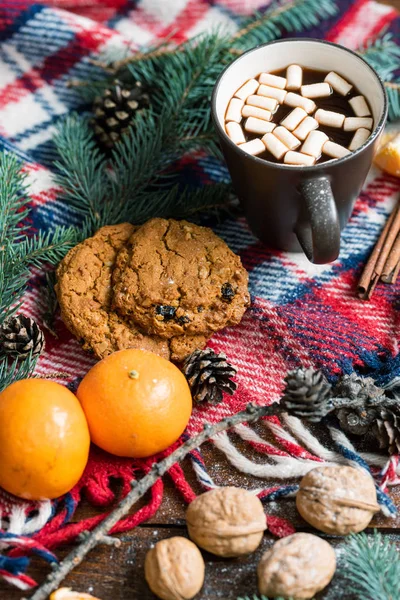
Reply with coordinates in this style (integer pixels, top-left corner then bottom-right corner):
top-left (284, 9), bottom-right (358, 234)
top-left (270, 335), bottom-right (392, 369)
top-left (342, 531), bottom-right (400, 600)
top-left (357, 33), bottom-right (400, 121)
top-left (26, 401), bottom-right (285, 600)
top-left (0, 152), bottom-right (81, 391)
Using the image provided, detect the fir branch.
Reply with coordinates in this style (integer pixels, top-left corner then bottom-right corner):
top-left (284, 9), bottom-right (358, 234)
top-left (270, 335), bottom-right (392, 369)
top-left (26, 401), bottom-right (287, 600)
top-left (385, 82), bottom-right (400, 122)
top-left (53, 115), bottom-right (109, 231)
top-left (342, 531), bottom-right (400, 600)
top-left (0, 354), bottom-right (38, 393)
top-left (358, 34), bottom-right (400, 82)
top-left (55, 111), bottom-right (231, 229)
top-left (0, 151), bottom-right (81, 389)
top-left (230, 0), bottom-right (337, 51)
top-left (358, 34), bottom-right (400, 121)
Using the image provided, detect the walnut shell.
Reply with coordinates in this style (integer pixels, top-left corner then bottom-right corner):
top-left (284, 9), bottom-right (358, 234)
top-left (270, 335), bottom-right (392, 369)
top-left (186, 486), bottom-right (266, 557)
top-left (258, 533), bottom-right (336, 599)
top-left (296, 465), bottom-right (380, 535)
top-left (144, 537), bottom-right (205, 600)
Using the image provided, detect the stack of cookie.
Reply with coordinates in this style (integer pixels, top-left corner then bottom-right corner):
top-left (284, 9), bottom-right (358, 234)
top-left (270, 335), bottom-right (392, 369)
top-left (56, 218), bottom-right (250, 363)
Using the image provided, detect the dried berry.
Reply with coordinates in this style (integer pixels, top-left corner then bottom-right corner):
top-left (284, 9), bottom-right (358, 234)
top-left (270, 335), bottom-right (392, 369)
top-left (177, 315), bottom-right (190, 325)
top-left (221, 282), bottom-right (236, 302)
top-left (155, 305), bottom-right (177, 320)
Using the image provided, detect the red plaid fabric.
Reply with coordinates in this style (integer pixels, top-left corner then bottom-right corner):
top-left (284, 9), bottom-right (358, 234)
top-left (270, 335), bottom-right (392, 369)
top-left (0, 0), bottom-right (399, 590)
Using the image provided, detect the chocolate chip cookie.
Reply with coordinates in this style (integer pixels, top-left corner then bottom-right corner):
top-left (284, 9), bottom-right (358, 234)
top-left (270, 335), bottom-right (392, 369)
top-left (56, 224), bottom-right (207, 362)
top-left (112, 218), bottom-right (250, 338)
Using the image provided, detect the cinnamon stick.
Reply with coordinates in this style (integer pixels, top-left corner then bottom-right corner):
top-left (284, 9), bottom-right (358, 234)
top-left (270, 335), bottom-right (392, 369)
top-left (381, 230), bottom-right (400, 283)
top-left (357, 203), bottom-right (400, 299)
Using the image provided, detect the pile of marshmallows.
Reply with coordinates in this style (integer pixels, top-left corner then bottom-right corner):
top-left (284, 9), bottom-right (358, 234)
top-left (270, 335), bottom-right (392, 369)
top-left (225, 65), bottom-right (373, 166)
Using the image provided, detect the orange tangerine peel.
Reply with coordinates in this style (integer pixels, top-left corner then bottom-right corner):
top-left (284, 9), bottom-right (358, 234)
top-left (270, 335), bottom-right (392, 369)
top-left (374, 132), bottom-right (400, 177)
top-left (50, 588), bottom-right (102, 600)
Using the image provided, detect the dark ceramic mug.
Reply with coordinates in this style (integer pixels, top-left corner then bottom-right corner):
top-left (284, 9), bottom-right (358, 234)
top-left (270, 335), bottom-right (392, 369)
top-left (211, 39), bottom-right (387, 264)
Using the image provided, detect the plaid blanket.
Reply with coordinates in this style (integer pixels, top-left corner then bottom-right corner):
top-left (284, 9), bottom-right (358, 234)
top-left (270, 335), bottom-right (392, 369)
top-left (1, 0), bottom-right (400, 592)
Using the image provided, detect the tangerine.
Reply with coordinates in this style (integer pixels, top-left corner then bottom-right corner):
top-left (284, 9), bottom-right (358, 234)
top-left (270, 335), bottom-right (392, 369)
top-left (77, 349), bottom-right (192, 458)
top-left (0, 379), bottom-right (90, 500)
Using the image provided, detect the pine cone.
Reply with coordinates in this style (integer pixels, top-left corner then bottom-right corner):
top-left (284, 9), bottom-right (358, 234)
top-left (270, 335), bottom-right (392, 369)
top-left (335, 406), bottom-right (378, 436)
top-left (332, 373), bottom-right (384, 408)
top-left (92, 79), bottom-right (150, 149)
top-left (281, 368), bottom-right (333, 422)
top-left (183, 348), bottom-right (237, 404)
top-left (373, 407), bottom-right (400, 454)
top-left (0, 314), bottom-right (45, 359)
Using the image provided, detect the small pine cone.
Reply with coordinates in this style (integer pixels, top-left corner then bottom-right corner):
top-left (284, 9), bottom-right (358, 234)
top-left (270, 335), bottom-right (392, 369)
top-left (183, 348), bottom-right (237, 404)
top-left (373, 407), bottom-right (400, 454)
top-left (332, 373), bottom-right (384, 407)
top-left (281, 368), bottom-right (333, 422)
top-left (92, 79), bottom-right (150, 149)
top-left (0, 314), bottom-right (45, 359)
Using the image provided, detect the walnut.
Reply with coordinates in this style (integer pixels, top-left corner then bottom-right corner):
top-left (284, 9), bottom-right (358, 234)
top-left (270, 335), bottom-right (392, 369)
top-left (144, 536), bottom-right (205, 600)
top-left (186, 486), bottom-right (266, 557)
top-left (257, 533), bottom-right (336, 599)
top-left (296, 465), bottom-right (380, 535)
top-left (50, 589), bottom-right (101, 600)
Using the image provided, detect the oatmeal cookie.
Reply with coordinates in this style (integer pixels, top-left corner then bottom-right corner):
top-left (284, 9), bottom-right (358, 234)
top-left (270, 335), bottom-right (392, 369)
top-left (112, 218), bottom-right (250, 338)
top-left (56, 224), bottom-right (207, 362)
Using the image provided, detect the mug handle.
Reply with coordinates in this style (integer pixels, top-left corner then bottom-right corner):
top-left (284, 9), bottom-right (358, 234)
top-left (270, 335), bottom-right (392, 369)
top-left (295, 176), bottom-right (341, 264)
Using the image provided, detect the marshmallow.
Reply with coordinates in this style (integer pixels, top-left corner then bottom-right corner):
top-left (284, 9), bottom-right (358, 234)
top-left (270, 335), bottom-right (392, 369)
top-left (300, 82), bottom-right (332, 98)
top-left (239, 138), bottom-right (265, 156)
top-left (244, 117), bottom-right (276, 135)
top-left (348, 127), bottom-right (371, 151)
top-left (293, 116), bottom-right (319, 140)
top-left (262, 132), bottom-right (288, 160)
top-left (242, 105), bottom-right (272, 121)
top-left (273, 126), bottom-right (301, 150)
top-left (258, 84), bottom-right (287, 103)
top-left (286, 65), bottom-right (303, 91)
top-left (234, 78), bottom-right (259, 101)
top-left (225, 121), bottom-right (246, 145)
top-left (280, 107), bottom-right (308, 131)
top-left (323, 140), bottom-right (351, 159)
top-left (284, 151), bottom-right (316, 166)
top-left (259, 73), bottom-right (287, 89)
top-left (349, 95), bottom-right (371, 117)
top-left (226, 98), bottom-right (244, 123)
top-left (344, 117), bottom-right (373, 131)
top-left (315, 109), bottom-right (345, 128)
top-left (324, 71), bottom-right (352, 96)
top-left (301, 130), bottom-right (329, 158)
top-left (284, 92), bottom-right (316, 114)
top-left (246, 95), bottom-right (278, 112)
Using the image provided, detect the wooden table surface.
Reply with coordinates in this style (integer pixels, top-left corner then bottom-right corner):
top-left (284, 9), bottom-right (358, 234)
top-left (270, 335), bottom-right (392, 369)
top-left (2, 1), bottom-right (400, 596)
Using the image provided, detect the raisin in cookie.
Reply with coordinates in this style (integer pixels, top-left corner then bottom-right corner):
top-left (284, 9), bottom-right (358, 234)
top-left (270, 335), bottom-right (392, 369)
top-left (56, 224), bottom-right (207, 362)
top-left (112, 218), bottom-right (250, 338)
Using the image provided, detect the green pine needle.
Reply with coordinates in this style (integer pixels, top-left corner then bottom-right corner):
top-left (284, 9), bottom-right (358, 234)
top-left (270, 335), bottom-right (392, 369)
top-left (0, 151), bottom-right (82, 390)
top-left (0, 354), bottom-right (38, 393)
top-left (231, 0), bottom-right (337, 51)
top-left (359, 34), bottom-right (400, 82)
top-left (358, 34), bottom-right (400, 121)
top-left (342, 531), bottom-right (400, 600)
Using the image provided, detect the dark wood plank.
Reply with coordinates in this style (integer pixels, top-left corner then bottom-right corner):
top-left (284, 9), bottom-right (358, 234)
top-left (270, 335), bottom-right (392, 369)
top-left (2, 528), bottom-right (400, 600)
